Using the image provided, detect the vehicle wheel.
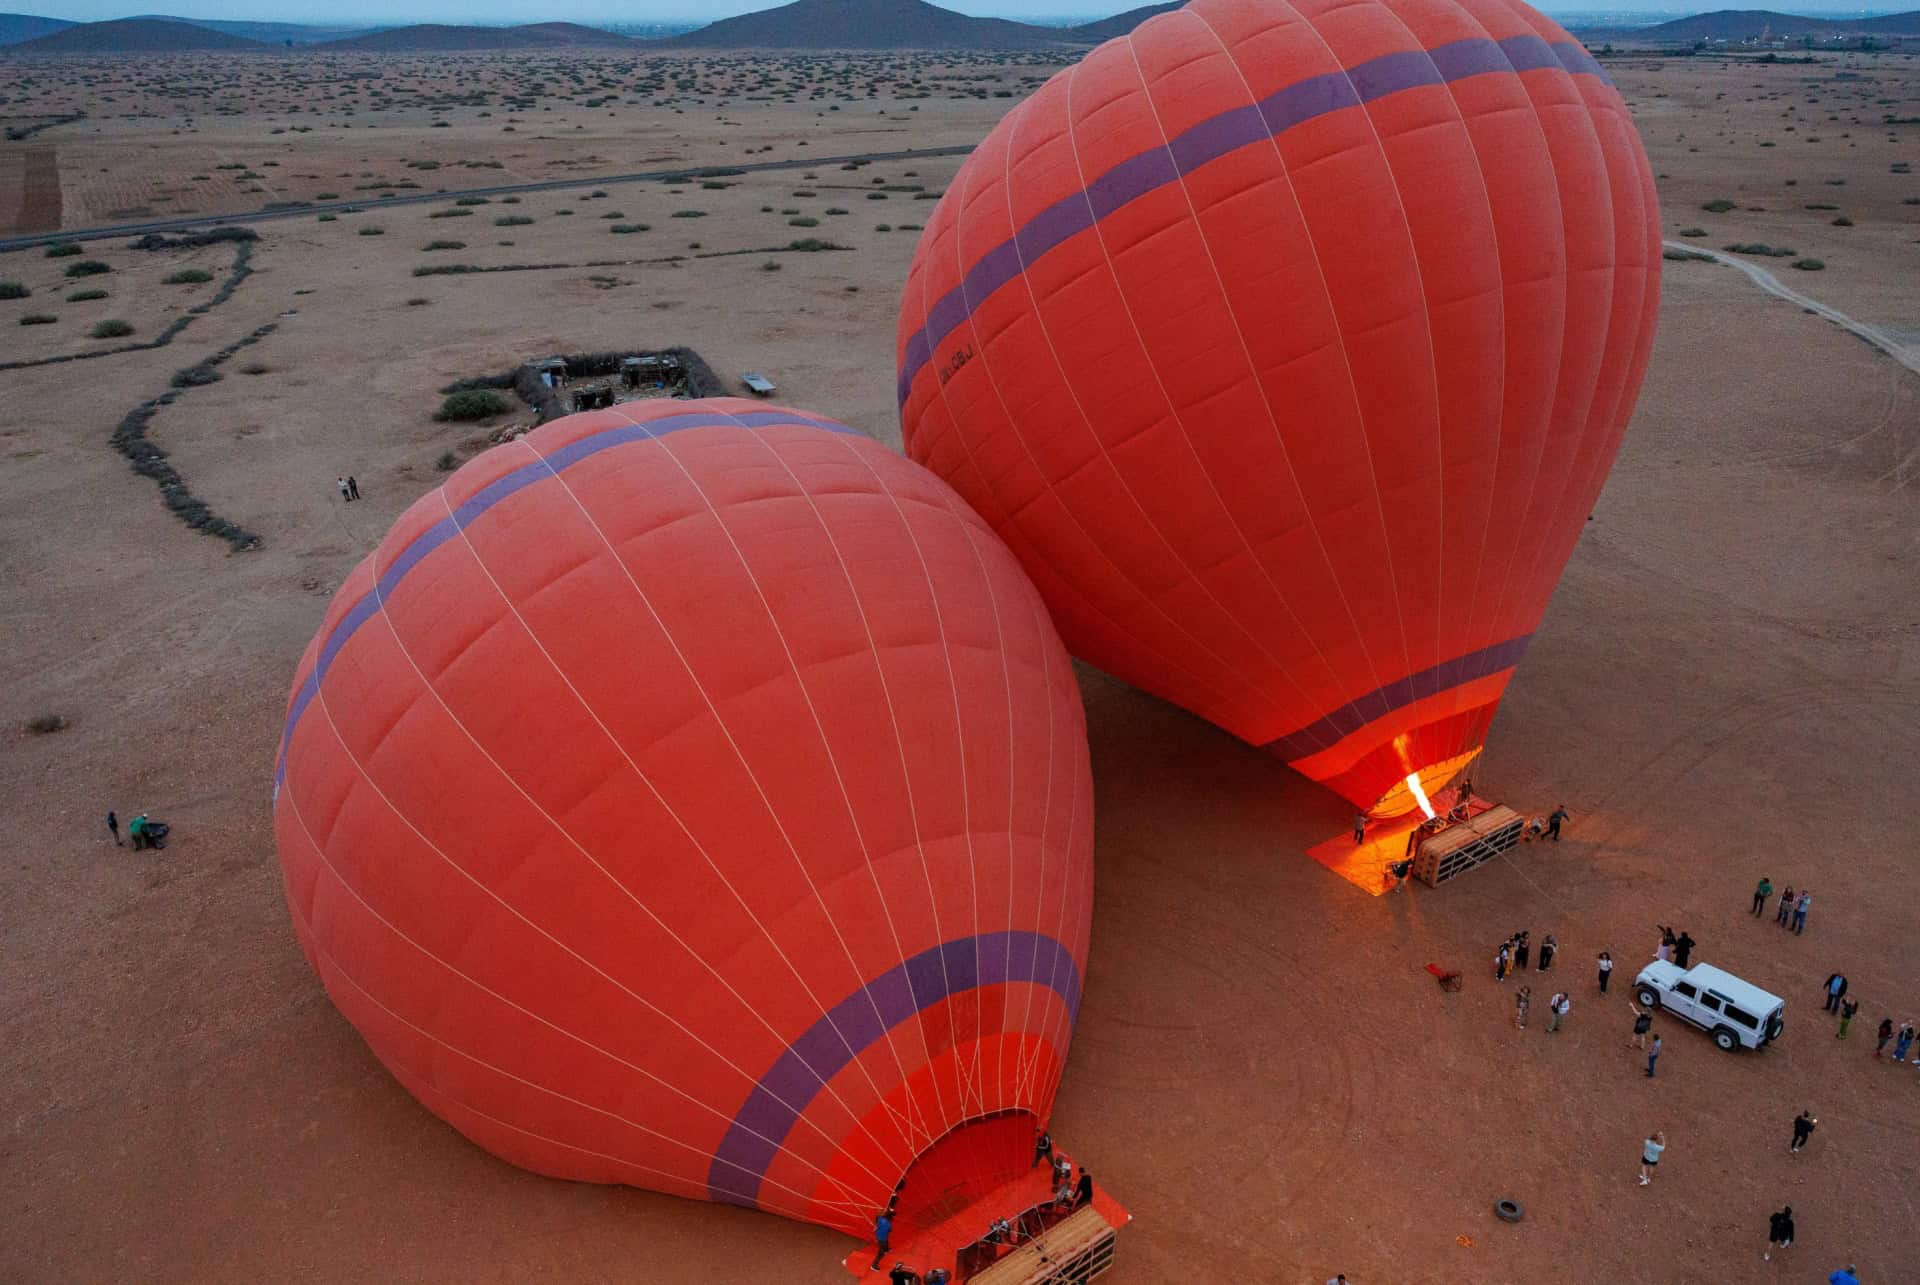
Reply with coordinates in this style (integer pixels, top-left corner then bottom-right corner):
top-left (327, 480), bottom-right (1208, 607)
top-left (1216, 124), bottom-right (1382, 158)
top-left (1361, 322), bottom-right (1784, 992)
top-left (1494, 1199), bottom-right (1524, 1223)
top-left (1713, 1027), bottom-right (1738, 1052)
top-left (1637, 988), bottom-right (1660, 1009)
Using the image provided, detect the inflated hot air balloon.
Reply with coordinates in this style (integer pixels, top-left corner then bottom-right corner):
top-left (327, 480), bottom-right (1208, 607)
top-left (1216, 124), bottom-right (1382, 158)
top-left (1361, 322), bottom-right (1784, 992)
top-left (898, 0), bottom-right (1661, 816)
top-left (273, 398), bottom-right (1093, 1236)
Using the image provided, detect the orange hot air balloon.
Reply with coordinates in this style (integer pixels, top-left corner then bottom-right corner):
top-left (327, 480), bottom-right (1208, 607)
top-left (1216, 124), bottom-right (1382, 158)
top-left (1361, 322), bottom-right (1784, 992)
top-left (897, 0), bottom-right (1660, 815)
top-left (273, 399), bottom-right (1093, 1235)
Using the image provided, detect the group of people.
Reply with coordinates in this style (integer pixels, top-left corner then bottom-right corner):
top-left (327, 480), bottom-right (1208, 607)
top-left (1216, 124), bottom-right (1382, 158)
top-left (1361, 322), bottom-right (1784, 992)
top-left (1493, 930), bottom-right (1558, 981)
top-left (335, 475), bottom-right (363, 502)
top-left (105, 809), bottom-right (167, 851)
top-left (1874, 1017), bottom-right (1917, 1064)
top-left (1653, 925), bottom-right (1696, 968)
top-left (1749, 877), bottom-right (1813, 934)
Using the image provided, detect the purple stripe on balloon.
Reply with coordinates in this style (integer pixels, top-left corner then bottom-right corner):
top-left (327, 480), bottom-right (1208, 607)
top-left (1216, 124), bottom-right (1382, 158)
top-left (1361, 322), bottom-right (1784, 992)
top-left (1262, 634), bottom-right (1532, 764)
top-left (273, 409), bottom-right (862, 789)
top-left (706, 930), bottom-right (1081, 1209)
top-left (895, 36), bottom-right (1607, 407)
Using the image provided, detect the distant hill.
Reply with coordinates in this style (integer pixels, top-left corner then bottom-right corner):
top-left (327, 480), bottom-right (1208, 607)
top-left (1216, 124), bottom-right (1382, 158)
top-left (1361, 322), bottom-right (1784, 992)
top-left (6, 17), bottom-right (268, 53)
top-left (128, 15), bottom-right (377, 45)
top-left (664, 0), bottom-right (1077, 50)
top-left (1068, 1), bottom-right (1184, 41)
top-left (0, 12), bottom-right (74, 45)
top-left (1611, 9), bottom-right (1920, 42)
top-left (318, 22), bottom-right (634, 51)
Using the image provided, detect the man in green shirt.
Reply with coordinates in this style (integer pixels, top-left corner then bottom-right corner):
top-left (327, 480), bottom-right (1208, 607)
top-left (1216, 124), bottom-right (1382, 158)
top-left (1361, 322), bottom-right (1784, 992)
top-left (1751, 877), bottom-right (1773, 916)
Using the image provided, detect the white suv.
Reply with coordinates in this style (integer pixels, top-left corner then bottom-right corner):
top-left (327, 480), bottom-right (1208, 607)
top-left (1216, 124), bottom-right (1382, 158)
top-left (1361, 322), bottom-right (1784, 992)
top-left (1633, 961), bottom-right (1785, 1052)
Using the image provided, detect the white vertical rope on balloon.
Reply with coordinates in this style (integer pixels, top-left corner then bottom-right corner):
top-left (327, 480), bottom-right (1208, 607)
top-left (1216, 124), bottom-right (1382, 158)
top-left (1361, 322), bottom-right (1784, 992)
top-left (1365, 0), bottom-right (1515, 701)
top-left (1098, 13), bottom-right (1388, 748)
top-left (953, 71), bottom-right (1288, 733)
top-left (706, 419), bottom-right (979, 1166)
top-left (546, 406), bottom-right (944, 1177)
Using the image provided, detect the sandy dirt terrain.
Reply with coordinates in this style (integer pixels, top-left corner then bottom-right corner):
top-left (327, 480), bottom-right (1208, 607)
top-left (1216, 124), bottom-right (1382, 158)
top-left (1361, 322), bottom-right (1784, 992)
top-left (2, 45), bottom-right (1917, 1285)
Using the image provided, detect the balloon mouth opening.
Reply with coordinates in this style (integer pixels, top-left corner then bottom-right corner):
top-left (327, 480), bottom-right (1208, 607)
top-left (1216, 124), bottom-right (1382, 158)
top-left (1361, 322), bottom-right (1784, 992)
top-left (1369, 749), bottom-right (1482, 819)
top-left (889, 1109), bottom-right (1043, 1233)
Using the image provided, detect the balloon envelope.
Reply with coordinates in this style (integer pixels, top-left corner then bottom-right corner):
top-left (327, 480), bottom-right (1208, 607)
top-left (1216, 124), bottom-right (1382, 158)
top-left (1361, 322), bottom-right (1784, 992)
top-left (897, 0), bottom-right (1661, 813)
top-left (273, 399), bottom-right (1093, 1233)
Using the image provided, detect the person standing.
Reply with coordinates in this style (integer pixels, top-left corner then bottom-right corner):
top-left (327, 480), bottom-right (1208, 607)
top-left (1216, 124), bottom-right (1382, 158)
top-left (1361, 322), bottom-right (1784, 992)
top-left (1638, 1130), bottom-right (1665, 1185)
top-left (106, 810), bottom-right (122, 847)
top-left (1752, 876), bottom-right (1773, 915)
top-left (1775, 885), bottom-right (1795, 927)
top-left (1074, 1168), bottom-right (1093, 1209)
top-left (1764, 1205), bottom-right (1794, 1262)
top-left (1793, 890), bottom-right (1811, 935)
top-left (347, 475), bottom-right (361, 501)
top-left (1495, 940), bottom-right (1512, 982)
top-left (1629, 1001), bottom-right (1653, 1050)
top-left (1839, 998), bottom-right (1858, 1038)
top-left (1538, 934), bottom-right (1557, 972)
top-left (1894, 1021), bottom-right (1915, 1063)
top-left (1875, 1016), bottom-right (1896, 1059)
top-left (1654, 929), bottom-right (1672, 964)
top-left (1828, 1264), bottom-right (1859, 1285)
top-left (1031, 1130), bottom-right (1052, 1169)
top-left (1353, 811), bottom-right (1367, 845)
top-left (1547, 992), bottom-right (1569, 1033)
top-left (1597, 950), bottom-right (1613, 993)
top-left (128, 813), bottom-right (148, 850)
top-left (888, 1262), bottom-right (918, 1285)
top-left (1515, 985), bottom-right (1532, 1030)
top-left (337, 476), bottom-right (352, 502)
top-left (870, 1211), bottom-right (893, 1271)
top-left (1646, 1033), bottom-right (1663, 1077)
top-left (1546, 804), bottom-right (1569, 841)
top-left (1673, 931), bottom-right (1695, 969)
top-left (1824, 973), bottom-right (1848, 1013)
top-left (1790, 1110), bottom-right (1818, 1154)
top-left (1514, 932), bottom-right (1530, 971)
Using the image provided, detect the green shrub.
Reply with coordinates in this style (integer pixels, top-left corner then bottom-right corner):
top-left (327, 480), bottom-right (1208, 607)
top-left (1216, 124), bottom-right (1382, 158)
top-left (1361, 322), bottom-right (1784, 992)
top-left (1701, 198), bottom-right (1736, 213)
top-left (66, 289), bottom-right (107, 301)
top-left (19, 312), bottom-right (56, 325)
top-left (359, 226), bottom-right (385, 236)
top-left (64, 260), bottom-right (111, 278)
top-left (455, 196), bottom-right (492, 205)
top-left (761, 261), bottom-right (782, 271)
top-left (0, 281), bottom-right (28, 299)
top-left (171, 364), bottom-right (222, 387)
top-left (318, 213), bottom-right (337, 222)
top-left (1723, 243), bottom-right (1796, 257)
top-left (429, 208), bottom-right (472, 219)
top-left (164, 268), bottom-right (214, 284)
top-left (423, 239), bottom-right (467, 250)
top-left (824, 207), bottom-right (848, 215)
top-left (91, 319), bottom-right (134, 338)
top-left (436, 450), bottom-right (460, 471)
top-left (495, 215), bottom-right (534, 226)
top-left (435, 389), bottom-right (511, 421)
top-left (240, 362), bottom-right (271, 374)
top-left (45, 242), bottom-right (81, 257)
top-left (1792, 258), bottom-right (1825, 271)
top-left (1678, 227), bottom-right (1707, 237)
top-left (1831, 216), bottom-right (1853, 227)
top-left (671, 210), bottom-right (707, 218)
top-left (317, 192), bottom-right (340, 199)
top-left (610, 223), bottom-right (650, 234)
top-left (788, 216), bottom-right (819, 227)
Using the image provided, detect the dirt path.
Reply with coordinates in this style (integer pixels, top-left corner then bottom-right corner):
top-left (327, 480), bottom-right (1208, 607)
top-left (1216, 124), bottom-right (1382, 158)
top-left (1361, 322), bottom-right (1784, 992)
top-left (1668, 240), bottom-right (1920, 379)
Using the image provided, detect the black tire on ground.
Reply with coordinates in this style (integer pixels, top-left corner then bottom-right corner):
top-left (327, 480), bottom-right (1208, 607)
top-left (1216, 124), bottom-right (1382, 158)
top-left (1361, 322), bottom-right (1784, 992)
top-left (1494, 1199), bottom-right (1524, 1223)
top-left (1637, 988), bottom-right (1660, 1008)
top-left (1713, 1027), bottom-right (1739, 1052)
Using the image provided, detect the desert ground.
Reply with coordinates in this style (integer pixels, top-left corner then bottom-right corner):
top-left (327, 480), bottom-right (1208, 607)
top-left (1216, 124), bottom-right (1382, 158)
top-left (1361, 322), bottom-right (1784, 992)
top-left (2, 45), bottom-right (1918, 1284)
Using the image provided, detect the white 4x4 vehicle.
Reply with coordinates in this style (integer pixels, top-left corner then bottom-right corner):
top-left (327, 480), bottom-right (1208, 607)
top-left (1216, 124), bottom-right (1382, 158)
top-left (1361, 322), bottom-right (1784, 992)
top-left (1634, 961), bottom-right (1785, 1052)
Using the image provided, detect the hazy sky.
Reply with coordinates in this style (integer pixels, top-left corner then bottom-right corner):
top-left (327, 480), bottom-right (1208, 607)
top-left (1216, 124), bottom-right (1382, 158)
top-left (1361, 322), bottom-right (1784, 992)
top-left (14, 0), bottom-right (1901, 28)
